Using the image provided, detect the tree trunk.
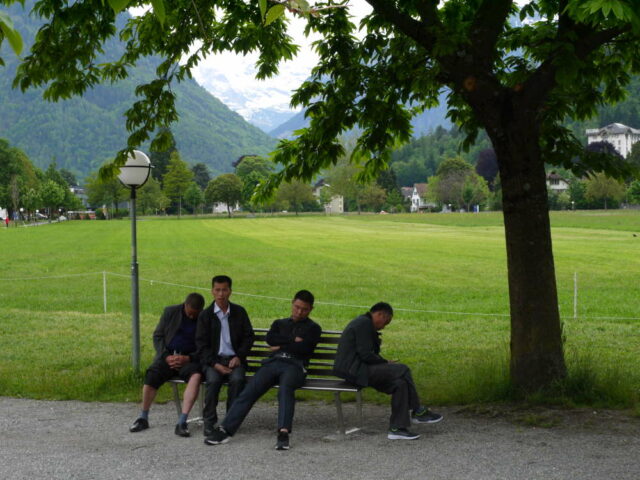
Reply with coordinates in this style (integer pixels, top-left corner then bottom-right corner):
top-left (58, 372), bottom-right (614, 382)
top-left (490, 124), bottom-right (566, 393)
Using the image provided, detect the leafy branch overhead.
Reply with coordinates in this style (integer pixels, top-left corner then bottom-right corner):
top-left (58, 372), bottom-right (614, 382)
top-left (0, 7), bottom-right (23, 64)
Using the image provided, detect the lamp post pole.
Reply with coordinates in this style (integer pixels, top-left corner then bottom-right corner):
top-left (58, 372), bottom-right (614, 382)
top-left (130, 185), bottom-right (141, 371)
top-left (118, 150), bottom-right (151, 372)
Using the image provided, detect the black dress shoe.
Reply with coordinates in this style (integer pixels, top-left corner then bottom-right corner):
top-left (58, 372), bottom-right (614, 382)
top-left (175, 422), bottom-right (190, 437)
top-left (129, 418), bottom-right (149, 433)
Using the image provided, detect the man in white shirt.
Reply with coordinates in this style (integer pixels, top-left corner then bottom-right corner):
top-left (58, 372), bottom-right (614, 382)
top-left (195, 275), bottom-right (255, 437)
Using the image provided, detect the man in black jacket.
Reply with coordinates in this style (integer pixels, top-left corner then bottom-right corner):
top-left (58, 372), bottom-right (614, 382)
top-left (334, 302), bottom-right (443, 440)
top-left (195, 275), bottom-right (255, 437)
top-left (205, 290), bottom-right (321, 451)
top-left (129, 292), bottom-right (205, 437)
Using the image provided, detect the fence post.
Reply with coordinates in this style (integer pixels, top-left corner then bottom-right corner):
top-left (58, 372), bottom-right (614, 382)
top-left (103, 271), bottom-right (107, 314)
top-left (573, 271), bottom-right (577, 321)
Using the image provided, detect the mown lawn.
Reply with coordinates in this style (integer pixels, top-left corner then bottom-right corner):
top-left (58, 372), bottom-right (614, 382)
top-left (1, 211), bottom-right (638, 407)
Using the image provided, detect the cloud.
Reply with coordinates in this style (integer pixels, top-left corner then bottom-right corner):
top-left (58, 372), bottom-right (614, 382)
top-left (191, 1), bottom-right (371, 121)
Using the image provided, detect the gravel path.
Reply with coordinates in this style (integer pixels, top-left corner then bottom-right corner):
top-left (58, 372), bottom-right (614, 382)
top-left (1, 397), bottom-right (638, 480)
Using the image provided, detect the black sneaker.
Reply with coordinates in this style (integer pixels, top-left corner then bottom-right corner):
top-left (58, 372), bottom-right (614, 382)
top-left (204, 427), bottom-right (230, 445)
top-left (387, 428), bottom-right (421, 440)
top-left (203, 421), bottom-right (216, 438)
top-left (174, 422), bottom-right (190, 437)
top-left (411, 407), bottom-right (443, 424)
top-left (129, 417), bottom-right (149, 433)
top-left (275, 431), bottom-right (290, 450)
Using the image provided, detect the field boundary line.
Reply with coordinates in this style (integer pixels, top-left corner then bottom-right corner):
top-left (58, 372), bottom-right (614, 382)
top-left (2, 271), bottom-right (639, 321)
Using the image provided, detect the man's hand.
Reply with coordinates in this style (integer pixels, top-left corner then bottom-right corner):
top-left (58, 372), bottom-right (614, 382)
top-left (228, 356), bottom-right (241, 369)
top-left (294, 336), bottom-right (303, 342)
top-left (269, 345), bottom-right (281, 351)
top-left (166, 355), bottom-right (189, 369)
top-left (214, 363), bottom-right (233, 375)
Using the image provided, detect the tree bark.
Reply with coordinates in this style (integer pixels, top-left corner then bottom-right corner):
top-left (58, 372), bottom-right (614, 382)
top-left (489, 120), bottom-right (567, 393)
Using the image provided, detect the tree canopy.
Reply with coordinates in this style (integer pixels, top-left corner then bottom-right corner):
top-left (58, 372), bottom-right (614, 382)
top-left (205, 173), bottom-right (243, 217)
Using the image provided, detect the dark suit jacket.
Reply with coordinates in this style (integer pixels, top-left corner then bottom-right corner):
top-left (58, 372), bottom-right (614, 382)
top-left (195, 301), bottom-right (255, 368)
top-left (152, 303), bottom-right (199, 363)
top-left (333, 313), bottom-right (387, 387)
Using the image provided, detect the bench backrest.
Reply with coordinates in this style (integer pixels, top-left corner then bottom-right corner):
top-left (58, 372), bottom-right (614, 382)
top-left (247, 328), bottom-right (342, 378)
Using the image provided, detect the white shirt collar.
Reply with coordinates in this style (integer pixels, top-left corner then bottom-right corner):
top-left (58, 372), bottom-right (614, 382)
top-left (214, 302), bottom-right (230, 316)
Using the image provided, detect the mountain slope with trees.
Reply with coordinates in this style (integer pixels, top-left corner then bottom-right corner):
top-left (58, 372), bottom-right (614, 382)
top-left (0, 2), bottom-right (275, 179)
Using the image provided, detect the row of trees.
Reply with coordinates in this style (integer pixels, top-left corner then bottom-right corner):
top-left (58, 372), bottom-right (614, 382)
top-left (84, 144), bottom-right (414, 218)
top-left (0, 138), bottom-right (84, 222)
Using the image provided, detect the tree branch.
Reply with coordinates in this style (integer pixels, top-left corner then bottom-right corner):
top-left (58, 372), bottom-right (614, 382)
top-left (365, 0), bottom-right (436, 49)
top-left (524, 24), bottom-right (629, 108)
top-left (468, 0), bottom-right (513, 69)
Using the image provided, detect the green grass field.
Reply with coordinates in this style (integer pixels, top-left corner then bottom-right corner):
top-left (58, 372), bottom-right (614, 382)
top-left (1, 211), bottom-right (639, 408)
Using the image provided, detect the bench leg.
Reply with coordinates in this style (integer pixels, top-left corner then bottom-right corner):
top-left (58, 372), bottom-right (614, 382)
top-left (355, 389), bottom-right (363, 428)
top-left (170, 382), bottom-right (182, 418)
top-left (199, 382), bottom-right (205, 420)
top-left (334, 391), bottom-right (346, 436)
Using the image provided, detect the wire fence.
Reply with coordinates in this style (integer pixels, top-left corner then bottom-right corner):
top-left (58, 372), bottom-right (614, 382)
top-left (1, 270), bottom-right (638, 322)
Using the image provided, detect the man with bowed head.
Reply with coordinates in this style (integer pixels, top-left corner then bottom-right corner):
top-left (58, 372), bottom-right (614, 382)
top-left (333, 302), bottom-right (443, 440)
top-left (129, 292), bottom-right (205, 437)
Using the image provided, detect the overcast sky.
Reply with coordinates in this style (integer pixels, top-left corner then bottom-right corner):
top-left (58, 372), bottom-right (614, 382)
top-left (189, 1), bottom-right (372, 120)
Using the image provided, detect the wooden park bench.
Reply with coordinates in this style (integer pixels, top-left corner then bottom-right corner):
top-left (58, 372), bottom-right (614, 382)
top-left (170, 328), bottom-right (363, 435)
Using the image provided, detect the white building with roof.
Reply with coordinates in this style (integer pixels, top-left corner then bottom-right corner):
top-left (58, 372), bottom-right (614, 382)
top-left (585, 123), bottom-right (640, 158)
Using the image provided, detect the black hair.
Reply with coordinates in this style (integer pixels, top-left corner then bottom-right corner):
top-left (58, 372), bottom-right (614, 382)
top-left (211, 275), bottom-right (232, 288)
top-left (185, 292), bottom-right (205, 310)
top-left (370, 302), bottom-right (393, 316)
top-left (293, 289), bottom-right (314, 307)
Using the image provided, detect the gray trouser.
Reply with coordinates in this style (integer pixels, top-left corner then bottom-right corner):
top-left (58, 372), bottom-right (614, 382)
top-left (367, 362), bottom-right (421, 429)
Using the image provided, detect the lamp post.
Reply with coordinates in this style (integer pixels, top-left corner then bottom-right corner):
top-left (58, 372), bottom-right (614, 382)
top-left (117, 150), bottom-right (152, 372)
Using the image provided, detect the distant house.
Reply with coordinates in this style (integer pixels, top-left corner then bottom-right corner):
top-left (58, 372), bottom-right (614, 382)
top-left (70, 185), bottom-right (88, 207)
top-left (586, 123), bottom-right (640, 158)
top-left (211, 202), bottom-right (240, 214)
top-left (400, 187), bottom-right (413, 201)
top-left (312, 179), bottom-right (344, 214)
top-left (403, 183), bottom-right (434, 212)
top-left (546, 171), bottom-right (569, 194)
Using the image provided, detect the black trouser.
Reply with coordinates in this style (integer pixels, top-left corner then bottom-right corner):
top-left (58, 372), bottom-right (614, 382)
top-left (144, 357), bottom-right (200, 390)
top-left (367, 362), bottom-right (421, 429)
top-left (203, 365), bottom-right (247, 426)
top-left (221, 359), bottom-right (306, 435)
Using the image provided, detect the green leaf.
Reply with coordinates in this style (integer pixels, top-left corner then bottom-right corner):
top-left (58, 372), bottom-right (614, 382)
top-left (259, 0), bottom-right (267, 20)
top-left (106, 0), bottom-right (129, 14)
top-left (265, 4), bottom-right (285, 26)
top-left (151, 0), bottom-right (166, 25)
top-left (0, 13), bottom-right (23, 55)
top-left (297, 0), bottom-right (310, 12)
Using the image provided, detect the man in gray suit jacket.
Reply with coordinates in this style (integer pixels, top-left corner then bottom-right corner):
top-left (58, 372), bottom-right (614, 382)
top-left (129, 292), bottom-right (205, 437)
top-left (334, 302), bottom-right (443, 440)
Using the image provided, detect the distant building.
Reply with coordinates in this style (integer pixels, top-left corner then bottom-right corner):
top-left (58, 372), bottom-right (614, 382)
top-left (400, 187), bottom-right (413, 202)
top-left (586, 123), bottom-right (640, 158)
top-left (546, 171), bottom-right (569, 194)
top-left (211, 202), bottom-right (240, 214)
top-left (312, 179), bottom-right (344, 214)
top-left (402, 183), bottom-right (434, 212)
top-left (70, 185), bottom-right (88, 207)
